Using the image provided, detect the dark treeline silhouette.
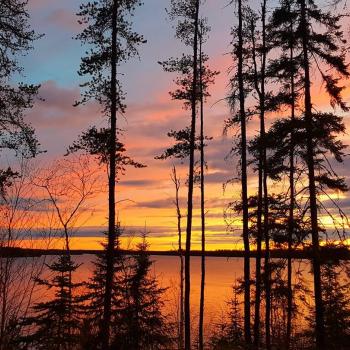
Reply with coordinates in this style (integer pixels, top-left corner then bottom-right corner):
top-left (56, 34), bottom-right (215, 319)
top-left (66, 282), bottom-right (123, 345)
top-left (1, 0), bottom-right (350, 349)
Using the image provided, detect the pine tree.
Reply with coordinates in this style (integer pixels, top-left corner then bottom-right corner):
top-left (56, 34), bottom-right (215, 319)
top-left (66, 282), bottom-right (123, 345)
top-left (116, 234), bottom-right (171, 350)
top-left (75, 2), bottom-right (145, 345)
top-left (321, 261), bottom-right (350, 349)
top-left (165, 0), bottom-right (200, 346)
top-left (298, 1), bottom-right (349, 347)
top-left (0, 51), bottom-right (41, 344)
top-left (209, 285), bottom-right (244, 350)
top-left (78, 225), bottom-right (126, 350)
top-left (66, 126), bottom-right (145, 177)
top-left (266, 2), bottom-right (301, 346)
top-left (306, 260), bottom-right (350, 349)
top-left (225, 0), bottom-right (252, 344)
top-left (198, 24), bottom-right (206, 350)
top-left (264, 0), bottom-right (349, 347)
top-left (240, 3), bottom-right (272, 345)
top-left (170, 166), bottom-right (185, 350)
top-left (0, 0), bottom-right (41, 197)
top-left (19, 256), bottom-right (82, 350)
top-left (159, 2), bottom-right (218, 346)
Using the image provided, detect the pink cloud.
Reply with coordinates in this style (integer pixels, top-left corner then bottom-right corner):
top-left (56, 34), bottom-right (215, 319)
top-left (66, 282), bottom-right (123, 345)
top-left (28, 80), bottom-right (101, 128)
top-left (46, 9), bottom-right (80, 32)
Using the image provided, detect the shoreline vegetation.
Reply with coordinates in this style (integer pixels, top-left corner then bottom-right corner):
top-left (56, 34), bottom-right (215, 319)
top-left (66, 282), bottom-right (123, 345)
top-left (3, 245), bottom-right (350, 260)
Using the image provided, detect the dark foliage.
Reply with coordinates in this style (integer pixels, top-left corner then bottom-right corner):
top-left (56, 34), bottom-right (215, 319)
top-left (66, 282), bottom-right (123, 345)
top-left (19, 256), bottom-right (82, 350)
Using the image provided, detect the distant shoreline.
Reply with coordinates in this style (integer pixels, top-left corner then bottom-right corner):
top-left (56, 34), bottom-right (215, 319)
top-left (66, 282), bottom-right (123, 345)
top-left (1, 246), bottom-right (350, 260)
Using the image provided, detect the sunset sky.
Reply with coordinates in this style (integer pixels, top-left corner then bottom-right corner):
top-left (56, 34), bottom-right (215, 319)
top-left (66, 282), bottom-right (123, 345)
top-left (15, 0), bottom-right (350, 250)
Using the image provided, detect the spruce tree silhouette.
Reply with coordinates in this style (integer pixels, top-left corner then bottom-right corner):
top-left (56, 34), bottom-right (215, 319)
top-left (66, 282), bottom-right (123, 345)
top-left (115, 232), bottom-right (171, 350)
top-left (78, 225), bottom-right (125, 350)
top-left (19, 256), bottom-right (82, 350)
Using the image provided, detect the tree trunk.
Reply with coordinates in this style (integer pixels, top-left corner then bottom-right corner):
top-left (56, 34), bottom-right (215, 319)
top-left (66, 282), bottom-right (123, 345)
top-left (0, 259), bottom-right (9, 350)
top-left (172, 166), bottom-right (184, 350)
top-left (180, 239), bottom-right (184, 350)
top-left (300, 0), bottom-right (325, 348)
top-left (286, 14), bottom-right (295, 349)
top-left (237, 0), bottom-right (252, 345)
top-left (102, 0), bottom-right (118, 348)
top-left (259, 1), bottom-right (271, 347)
top-left (64, 225), bottom-right (73, 341)
top-left (198, 34), bottom-right (206, 350)
top-left (184, 1), bottom-right (200, 349)
top-left (254, 169), bottom-right (262, 349)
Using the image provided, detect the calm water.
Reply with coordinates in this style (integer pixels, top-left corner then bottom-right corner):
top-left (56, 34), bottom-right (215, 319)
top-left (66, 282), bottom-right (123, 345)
top-left (53, 255), bottom-right (314, 333)
top-left (5, 254), bottom-right (317, 341)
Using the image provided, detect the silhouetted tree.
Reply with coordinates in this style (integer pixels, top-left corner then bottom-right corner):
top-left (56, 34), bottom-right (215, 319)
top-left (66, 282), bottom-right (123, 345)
top-left (320, 260), bottom-right (350, 349)
top-left (19, 255), bottom-right (82, 350)
top-left (156, 128), bottom-right (205, 161)
top-left (226, 0), bottom-right (252, 344)
top-left (0, 0), bottom-right (41, 198)
top-left (197, 18), bottom-right (218, 350)
top-left (159, 1), bottom-right (220, 346)
top-left (298, 1), bottom-right (349, 347)
top-left (78, 225), bottom-right (126, 350)
top-left (167, 0), bottom-right (199, 345)
top-left (263, 0), bottom-right (350, 346)
top-left (267, 1), bottom-right (302, 346)
top-left (306, 259), bottom-right (350, 349)
top-left (67, 127), bottom-right (144, 178)
top-left (241, 3), bottom-right (271, 345)
top-left (170, 166), bottom-right (185, 350)
top-left (209, 285), bottom-right (244, 350)
top-left (0, 0), bottom-right (40, 349)
top-left (116, 232), bottom-right (171, 350)
top-left (0, 160), bottom-right (48, 350)
top-left (76, 1), bottom-right (145, 345)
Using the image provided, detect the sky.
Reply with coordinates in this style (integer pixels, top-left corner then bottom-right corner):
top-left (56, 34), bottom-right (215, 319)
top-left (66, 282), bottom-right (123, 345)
top-left (11, 0), bottom-right (350, 250)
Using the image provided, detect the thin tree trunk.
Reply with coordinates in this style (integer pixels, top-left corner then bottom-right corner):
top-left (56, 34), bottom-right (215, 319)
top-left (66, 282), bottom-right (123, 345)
top-left (252, 47), bottom-right (263, 350)
top-left (263, 167), bottom-right (270, 350)
top-left (198, 34), bottom-right (206, 350)
top-left (237, 0), bottom-right (252, 345)
top-left (254, 173), bottom-right (262, 349)
top-left (0, 226), bottom-right (14, 349)
top-left (180, 254), bottom-right (184, 349)
top-left (300, 0), bottom-right (325, 348)
top-left (250, 2), bottom-right (268, 345)
top-left (102, 0), bottom-right (118, 348)
top-left (184, 1), bottom-right (200, 349)
top-left (63, 225), bottom-right (73, 341)
top-left (252, 23), bottom-right (263, 350)
top-left (286, 14), bottom-right (295, 349)
top-left (172, 166), bottom-right (184, 350)
top-left (0, 259), bottom-right (9, 350)
top-left (259, 1), bottom-right (271, 347)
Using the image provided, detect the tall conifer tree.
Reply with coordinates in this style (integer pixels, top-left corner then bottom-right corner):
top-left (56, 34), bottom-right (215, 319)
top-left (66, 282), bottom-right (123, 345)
top-left (267, 1), bottom-right (302, 346)
top-left (117, 233), bottom-right (171, 350)
top-left (76, 1), bottom-right (145, 347)
top-left (226, 0), bottom-right (252, 344)
top-left (159, 2), bottom-right (220, 347)
top-left (265, 0), bottom-right (349, 347)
